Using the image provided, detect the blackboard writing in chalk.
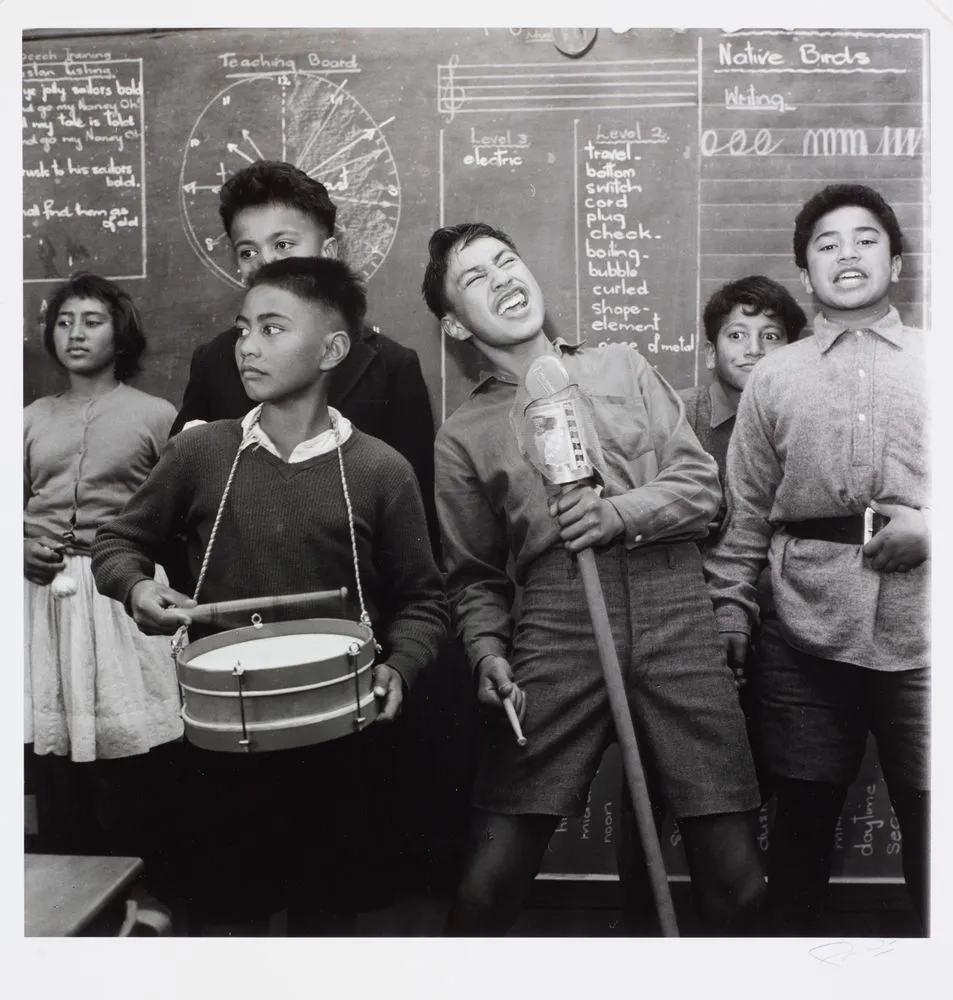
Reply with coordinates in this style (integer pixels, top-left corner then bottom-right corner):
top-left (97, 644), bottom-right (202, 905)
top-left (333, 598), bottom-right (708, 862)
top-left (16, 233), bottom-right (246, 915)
top-left (22, 55), bottom-right (145, 283)
top-left (575, 119), bottom-right (694, 358)
top-left (540, 739), bottom-right (904, 881)
top-left (22, 27), bottom-right (927, 415)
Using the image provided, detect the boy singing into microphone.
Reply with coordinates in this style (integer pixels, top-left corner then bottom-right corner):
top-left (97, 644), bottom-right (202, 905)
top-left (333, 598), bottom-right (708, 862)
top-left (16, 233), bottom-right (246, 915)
top-left (423, 222), bottom-right (765, 935)
top-left (93, 257), bottom-right (447, 934)
top-left (704, 185), bottom-right (929, 935)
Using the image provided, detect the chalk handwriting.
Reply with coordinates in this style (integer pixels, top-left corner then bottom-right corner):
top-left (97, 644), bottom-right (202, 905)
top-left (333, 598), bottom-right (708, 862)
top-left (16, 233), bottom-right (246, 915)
top-left (22, 55), bottom-right (146, 281)
top-left (700, 128), bottom-right (783, 156)
top-left (724, 85), bottom-right (797, 112)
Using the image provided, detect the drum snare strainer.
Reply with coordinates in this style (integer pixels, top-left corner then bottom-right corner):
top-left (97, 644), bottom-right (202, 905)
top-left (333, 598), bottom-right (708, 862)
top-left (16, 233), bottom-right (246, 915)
top-left (170, 416), bottom-right (383, 752)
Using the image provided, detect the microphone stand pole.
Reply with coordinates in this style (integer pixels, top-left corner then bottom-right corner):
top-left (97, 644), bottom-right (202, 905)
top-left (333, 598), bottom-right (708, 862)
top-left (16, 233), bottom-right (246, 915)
top-left (573, 539), bottom-right (680, 938)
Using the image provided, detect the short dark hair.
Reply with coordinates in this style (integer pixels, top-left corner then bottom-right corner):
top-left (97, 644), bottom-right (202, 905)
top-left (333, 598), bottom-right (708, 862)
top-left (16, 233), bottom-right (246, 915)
top-left (246, 257), bottom-right (366, 338)
top-left (218, 161), bottom-right (337, 241)
top-left (703, 275), bottom-right (808, 344)
top-left (421, 222), bottom-right (519, 318)
top-left (793, 184), bottom-right (904, 269)
top-left (43, 272), bottom-right (146, 381)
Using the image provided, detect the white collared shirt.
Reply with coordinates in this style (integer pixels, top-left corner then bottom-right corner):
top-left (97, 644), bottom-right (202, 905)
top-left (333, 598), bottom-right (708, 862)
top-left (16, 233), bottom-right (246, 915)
top-left (239, 405), bottom-right (353, 463)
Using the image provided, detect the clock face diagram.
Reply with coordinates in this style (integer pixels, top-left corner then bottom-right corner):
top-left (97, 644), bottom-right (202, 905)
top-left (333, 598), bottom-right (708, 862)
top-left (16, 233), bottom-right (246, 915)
top-left (179, 72), bottom-right (401, 287)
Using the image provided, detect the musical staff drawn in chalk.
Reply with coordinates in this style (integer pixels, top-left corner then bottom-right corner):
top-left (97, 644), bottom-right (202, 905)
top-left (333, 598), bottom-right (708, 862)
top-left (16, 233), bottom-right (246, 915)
top-left (437, 55), bottom-right (698, 119)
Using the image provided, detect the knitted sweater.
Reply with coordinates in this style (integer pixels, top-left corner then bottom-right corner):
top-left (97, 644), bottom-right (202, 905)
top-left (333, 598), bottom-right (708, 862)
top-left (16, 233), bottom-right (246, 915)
top-left (24, 384), bottom-right (175, 549)
top-left (92, 421), bottom-right (448, 689)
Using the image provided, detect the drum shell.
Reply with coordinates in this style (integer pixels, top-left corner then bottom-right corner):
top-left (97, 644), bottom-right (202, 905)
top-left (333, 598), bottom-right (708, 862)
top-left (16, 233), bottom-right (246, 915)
top-left (176, 618), bottom-right (379, 753)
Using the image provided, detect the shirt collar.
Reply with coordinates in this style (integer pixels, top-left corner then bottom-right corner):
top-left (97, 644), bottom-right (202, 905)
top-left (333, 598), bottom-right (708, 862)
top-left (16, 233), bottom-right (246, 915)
top-left (708, 380), bottom-right (738, 429)
top-left (239, 404), bottom-right (352, 463)
top-left (811, 305), bottom-right (906, 354)
top-left (469, 338), bottom-right (585, 396)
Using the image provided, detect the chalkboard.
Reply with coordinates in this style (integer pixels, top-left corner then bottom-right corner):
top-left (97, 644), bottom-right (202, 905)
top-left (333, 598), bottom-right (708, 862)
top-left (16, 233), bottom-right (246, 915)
top-left (22, 26), bottom-right (927, 884)
top-left (539, 739), bottom-right (904, 883)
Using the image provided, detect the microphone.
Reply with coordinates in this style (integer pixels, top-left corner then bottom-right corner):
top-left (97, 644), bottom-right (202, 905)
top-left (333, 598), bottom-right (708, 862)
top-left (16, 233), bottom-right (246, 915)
top-left (519, 355), bottom-right (595, 487)
top-left (518, 350), bottom-right (680, 937)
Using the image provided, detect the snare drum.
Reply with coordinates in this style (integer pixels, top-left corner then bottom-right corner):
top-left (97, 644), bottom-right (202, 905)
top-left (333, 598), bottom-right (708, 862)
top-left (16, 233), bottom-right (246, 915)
top-left (175, 618), bottom-right (380, 752)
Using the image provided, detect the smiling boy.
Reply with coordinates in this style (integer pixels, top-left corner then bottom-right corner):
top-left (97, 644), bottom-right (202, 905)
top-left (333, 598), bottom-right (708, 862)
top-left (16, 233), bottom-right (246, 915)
top-left (680, 275), bottom-right (807, 489)
top-left (93, 257), bottom-right (447, 933)
top-left (425, 223), bottom-right (766, 936)
top-left (704, 185), bottom-right (930, 935)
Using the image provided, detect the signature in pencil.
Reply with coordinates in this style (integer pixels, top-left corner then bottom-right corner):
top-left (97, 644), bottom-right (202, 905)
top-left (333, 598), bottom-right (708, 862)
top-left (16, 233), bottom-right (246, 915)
top-left (809, 939), bottom-right (897, 967)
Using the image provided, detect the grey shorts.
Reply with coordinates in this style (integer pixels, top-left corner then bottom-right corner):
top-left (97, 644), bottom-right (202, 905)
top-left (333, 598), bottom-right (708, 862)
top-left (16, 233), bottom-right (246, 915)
top-left (473, 542), bottom-right (761, 820)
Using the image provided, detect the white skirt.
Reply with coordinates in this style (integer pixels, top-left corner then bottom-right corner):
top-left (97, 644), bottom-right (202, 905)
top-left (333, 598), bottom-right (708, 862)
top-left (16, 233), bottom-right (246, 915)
top-left (24, 554), bottom-right (184, 762)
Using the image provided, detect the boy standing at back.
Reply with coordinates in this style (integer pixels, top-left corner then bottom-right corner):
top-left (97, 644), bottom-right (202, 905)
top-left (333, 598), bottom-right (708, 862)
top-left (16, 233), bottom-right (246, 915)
top-left (172, 160), bottom-right (439, 550)
top-left (93, 257), bottom-right (447, 933)
top-left (704, 184), bottom-right (929, 934)
top-left (424, 222), bottom-right (766, 936)
top-left (680, 277), bottom-right (807, 797)
top-left (679, 275), bottom-right (807, 492)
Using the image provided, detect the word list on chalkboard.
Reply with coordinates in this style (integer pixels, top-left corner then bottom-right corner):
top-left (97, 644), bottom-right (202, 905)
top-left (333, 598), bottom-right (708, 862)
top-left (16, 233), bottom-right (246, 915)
top-left (574, 115), bottom-right (697, 358)
top-left (22, 50), bottom-right (146, 283)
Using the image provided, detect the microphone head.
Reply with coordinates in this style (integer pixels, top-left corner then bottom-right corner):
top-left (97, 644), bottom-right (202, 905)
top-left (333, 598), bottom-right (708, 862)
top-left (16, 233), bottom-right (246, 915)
top-left (518, 353), bottom-right (595, 486)
top-left (524, 354), bottom-right (573, 402)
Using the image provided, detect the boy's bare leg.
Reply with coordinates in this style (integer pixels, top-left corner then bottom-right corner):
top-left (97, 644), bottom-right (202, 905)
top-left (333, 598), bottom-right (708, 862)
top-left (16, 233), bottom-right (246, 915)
top-left (680, 810), bottom-right (766, 935)
top-left (444, 811), bottom-right (560, 936)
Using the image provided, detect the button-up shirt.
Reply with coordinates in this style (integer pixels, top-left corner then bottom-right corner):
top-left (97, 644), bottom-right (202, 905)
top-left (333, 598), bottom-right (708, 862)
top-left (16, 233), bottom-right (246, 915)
top-left (704, 306), bottom-right (928, 672)
top-left (436, 340), bottom-right (720, 670)
top-left (678, 379), bottom-right (738, 485)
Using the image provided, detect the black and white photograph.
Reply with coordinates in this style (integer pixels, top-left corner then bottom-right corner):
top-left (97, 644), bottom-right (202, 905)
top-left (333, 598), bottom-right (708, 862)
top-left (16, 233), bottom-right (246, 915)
top-left (9, 1), bottom-right (952, 995)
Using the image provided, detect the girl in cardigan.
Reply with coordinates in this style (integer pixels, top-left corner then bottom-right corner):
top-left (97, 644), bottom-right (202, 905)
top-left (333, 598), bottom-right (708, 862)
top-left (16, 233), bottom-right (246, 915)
top-left (24, 273), bottom-right (182, 888)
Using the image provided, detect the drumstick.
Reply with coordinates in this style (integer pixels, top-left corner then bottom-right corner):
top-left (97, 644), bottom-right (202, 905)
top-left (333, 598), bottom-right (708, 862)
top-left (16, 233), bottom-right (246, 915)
top-left (503, 694), bottom-right (527, 746)
top-left (186, 588), bottom-right (349, 627)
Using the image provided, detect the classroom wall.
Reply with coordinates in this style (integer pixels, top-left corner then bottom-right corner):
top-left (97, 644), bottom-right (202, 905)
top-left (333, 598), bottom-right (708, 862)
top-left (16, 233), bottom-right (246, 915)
top-left (22, 25), bottom-right (928, 883)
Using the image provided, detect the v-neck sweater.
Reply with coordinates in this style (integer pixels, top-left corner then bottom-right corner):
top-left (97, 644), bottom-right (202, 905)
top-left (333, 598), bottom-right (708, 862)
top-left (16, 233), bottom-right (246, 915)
top-left (92, 420), bottom-right (447, 688)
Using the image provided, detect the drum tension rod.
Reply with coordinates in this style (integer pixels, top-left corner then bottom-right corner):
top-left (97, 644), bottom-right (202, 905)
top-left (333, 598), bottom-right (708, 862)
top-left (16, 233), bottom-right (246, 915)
top-left (231, 660), bottom-right (251, 752)
top-left (348, 643), bottom-right (366, 726)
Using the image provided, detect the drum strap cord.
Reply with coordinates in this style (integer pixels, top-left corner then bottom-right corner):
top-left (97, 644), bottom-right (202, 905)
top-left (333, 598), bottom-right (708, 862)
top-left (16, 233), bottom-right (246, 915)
top-left (336, 438), bottom-right (382, 656)
top-left (171, 420), bottom-right (381, 659)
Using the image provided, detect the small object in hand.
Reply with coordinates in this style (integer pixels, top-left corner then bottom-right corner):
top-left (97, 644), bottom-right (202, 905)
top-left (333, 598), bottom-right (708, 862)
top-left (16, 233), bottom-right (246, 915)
top-left (503, 695), bottom-right (528, 746)
top-left (50, 570), bottom-right (78, 599)
top-left (863, 505), bottom-right (889, 545)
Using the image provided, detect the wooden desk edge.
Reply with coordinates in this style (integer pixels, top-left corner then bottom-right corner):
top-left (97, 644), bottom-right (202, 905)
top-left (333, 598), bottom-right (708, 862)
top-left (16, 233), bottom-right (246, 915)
top-left (25, 854), bottom-right (145, 937)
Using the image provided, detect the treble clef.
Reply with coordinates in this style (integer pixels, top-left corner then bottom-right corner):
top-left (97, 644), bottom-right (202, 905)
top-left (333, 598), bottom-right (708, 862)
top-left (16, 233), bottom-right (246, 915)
top-left (439, 54), bottom-right (466, 121)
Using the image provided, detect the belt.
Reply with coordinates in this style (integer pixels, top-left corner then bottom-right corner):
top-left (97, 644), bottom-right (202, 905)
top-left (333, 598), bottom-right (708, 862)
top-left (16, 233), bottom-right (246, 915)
top-left (783, 515), bottom-right (869, 545)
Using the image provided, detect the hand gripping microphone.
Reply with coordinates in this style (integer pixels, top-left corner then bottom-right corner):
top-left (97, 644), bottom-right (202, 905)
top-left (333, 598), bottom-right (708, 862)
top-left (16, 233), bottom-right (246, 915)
top-left (520, 354), bottom-right (679, 938)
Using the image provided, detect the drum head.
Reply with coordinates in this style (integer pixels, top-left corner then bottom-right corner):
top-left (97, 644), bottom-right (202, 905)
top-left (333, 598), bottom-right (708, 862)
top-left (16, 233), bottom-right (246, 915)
top-left (188, 631), bottom-right (360, 671)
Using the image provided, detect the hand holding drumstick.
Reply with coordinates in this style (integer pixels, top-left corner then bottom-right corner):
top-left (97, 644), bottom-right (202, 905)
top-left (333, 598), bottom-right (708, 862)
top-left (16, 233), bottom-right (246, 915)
top-left (476, 653), bottom-right (528, 746)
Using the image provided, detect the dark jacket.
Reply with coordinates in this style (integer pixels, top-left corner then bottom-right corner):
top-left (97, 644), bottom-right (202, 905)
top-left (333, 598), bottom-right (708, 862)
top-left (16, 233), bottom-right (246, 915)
top-left (170, 323), bottom-right (440, 555)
